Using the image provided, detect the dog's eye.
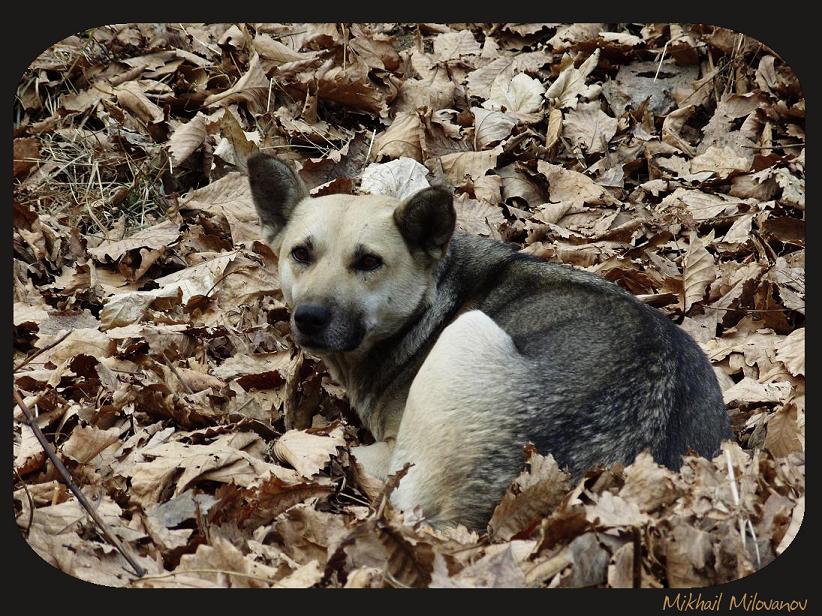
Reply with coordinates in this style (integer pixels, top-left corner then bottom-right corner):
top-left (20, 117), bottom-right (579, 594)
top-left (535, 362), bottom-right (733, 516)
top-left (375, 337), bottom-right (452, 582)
top-left (353, 254), bottom-right (383, 272)
top-left (290, 246), bottom-right (312, 264)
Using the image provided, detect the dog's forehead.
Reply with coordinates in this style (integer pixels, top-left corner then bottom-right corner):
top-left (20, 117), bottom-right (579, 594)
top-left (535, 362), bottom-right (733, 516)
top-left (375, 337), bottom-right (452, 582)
top-left (289, 194), bottom-right (403, 244)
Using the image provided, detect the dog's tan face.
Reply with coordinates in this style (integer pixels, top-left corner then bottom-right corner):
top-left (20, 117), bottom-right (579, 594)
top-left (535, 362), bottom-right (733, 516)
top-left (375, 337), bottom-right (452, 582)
top-left (248, 154), bottom-right (455, 354)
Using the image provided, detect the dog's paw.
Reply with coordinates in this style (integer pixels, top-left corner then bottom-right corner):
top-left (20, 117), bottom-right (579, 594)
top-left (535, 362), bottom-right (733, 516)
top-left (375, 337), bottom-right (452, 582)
top-left (351, 442), bottom-right (393, 481)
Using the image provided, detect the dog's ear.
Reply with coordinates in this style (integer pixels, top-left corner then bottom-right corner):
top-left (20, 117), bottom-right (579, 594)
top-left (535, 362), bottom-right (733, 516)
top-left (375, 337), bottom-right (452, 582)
top-left (247, 153), bottom-right (309, 244)
top-left (394, 186), bottom-right (456, 260)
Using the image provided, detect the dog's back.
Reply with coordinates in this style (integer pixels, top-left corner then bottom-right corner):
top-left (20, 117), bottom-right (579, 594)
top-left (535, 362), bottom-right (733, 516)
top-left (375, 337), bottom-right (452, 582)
top-left (445, 233), bottom-right (728, 474)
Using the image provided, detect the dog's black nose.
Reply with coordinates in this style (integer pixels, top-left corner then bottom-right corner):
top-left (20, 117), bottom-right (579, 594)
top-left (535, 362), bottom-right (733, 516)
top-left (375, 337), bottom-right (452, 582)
top-left (294, 304), bottom-right (332, 336)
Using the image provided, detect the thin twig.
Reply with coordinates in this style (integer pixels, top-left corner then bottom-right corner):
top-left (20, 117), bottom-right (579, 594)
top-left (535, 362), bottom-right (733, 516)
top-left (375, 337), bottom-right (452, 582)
top-left (363, 129), bottom-right (377, 170)
top-left (702, 305), bottom-right (793, 314)
top-left (14, 330), bottom-right (72, 372)
top-left (384, 570), bottom-right (411, 588)
top-left (13, 389), bottom-right (146, 577)
top-left (632, 526), bottom-right (642, 588)
top-left (746, 518), bottom-right (762, 567)
top-left (132, 568), bottom-right (276, 586)
top-left (162, 352), bottom-right (194, 395)
top-left (13, 468), bottom-right (35, 538)
top-left (724, 449), bottom-right (749, 553)
top-left (741, 142), bottom-right (805, 150)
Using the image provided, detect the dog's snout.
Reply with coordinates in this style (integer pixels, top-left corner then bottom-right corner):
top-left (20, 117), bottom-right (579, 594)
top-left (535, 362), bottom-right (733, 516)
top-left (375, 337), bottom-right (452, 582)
top-left (294, 304), bottom-right (332, 335)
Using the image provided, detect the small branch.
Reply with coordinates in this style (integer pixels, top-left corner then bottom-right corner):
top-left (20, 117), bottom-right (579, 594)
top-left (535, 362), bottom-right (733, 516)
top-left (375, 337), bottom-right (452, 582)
top-left (13, 389), bottom-right (146, 577)
top-left (363, 129), bottom-right (377, 171)
top-left (741, 142), bottom-right (805, 150)
top-left (132, 568), bottom-right (275, 586)
top-left (13, 468), bottom-right (35, 538)
top-left (162, 351), bottom-right (194, 395)
top-left (14, 330), bottom-right (72, 372)
top-left (702, 305), bottom-right (794, 314)
top-left (632, 526), bottom-right (642, 588)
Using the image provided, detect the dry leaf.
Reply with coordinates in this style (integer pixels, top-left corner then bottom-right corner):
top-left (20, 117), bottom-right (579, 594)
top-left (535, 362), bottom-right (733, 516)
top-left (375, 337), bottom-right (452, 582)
top-left (360, 158), bottom-right (430, 199)
top-left (562, 102), bottom-right (617, 154)
top-left (775, 328), bottom-right (804, 377)
top-left (489, 448), bottom-right (570, 541)
top-left (87, 220), bottom-right (180, 261)
top-left (273, 426), bottom-right (345, 477)
top-left (167, 113), bottom-right (208, 166)
top-left (204, 52), bottom-right (270, 113)
top-left (683, 233), bottom-right (716, 312)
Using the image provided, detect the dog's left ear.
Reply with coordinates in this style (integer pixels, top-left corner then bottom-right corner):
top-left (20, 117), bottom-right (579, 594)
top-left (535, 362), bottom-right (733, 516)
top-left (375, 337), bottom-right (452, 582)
top-left (394, 186), bottom-right (456, 260)
top-left (247, 153), bottom-right (309, 244)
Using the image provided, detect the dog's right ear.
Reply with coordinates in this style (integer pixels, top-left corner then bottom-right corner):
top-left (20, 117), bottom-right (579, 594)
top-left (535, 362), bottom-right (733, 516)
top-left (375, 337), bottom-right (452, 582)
top-left (247, 153), bottom-right (309, 244)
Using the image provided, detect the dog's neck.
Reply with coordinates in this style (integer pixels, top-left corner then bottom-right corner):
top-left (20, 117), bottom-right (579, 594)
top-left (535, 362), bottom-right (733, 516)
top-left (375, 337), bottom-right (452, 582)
top-left (318, 289), bottom-right (438, 439)
top-left (317, 253), bottom-right (458, 440)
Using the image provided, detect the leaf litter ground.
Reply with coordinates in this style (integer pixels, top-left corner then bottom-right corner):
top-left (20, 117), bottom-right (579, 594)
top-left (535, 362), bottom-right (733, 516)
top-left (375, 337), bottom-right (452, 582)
top-left (13, 23), bottom-right (804, 588)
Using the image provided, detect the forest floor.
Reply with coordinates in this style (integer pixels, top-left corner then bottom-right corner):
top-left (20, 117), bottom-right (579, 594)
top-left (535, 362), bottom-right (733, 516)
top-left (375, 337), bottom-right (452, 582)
top-left (12, 22), bottom-right (805, 587)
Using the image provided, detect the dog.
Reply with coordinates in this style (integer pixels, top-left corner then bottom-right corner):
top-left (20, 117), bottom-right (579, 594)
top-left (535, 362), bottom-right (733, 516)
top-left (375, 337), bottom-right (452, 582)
top-left (247, 153), bottom-right (730, 529)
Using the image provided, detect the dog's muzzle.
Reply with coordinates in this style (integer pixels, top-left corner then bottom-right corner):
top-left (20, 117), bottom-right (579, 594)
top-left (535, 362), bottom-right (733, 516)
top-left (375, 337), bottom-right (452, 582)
top-left (292, 302), bottom-right (365, 352)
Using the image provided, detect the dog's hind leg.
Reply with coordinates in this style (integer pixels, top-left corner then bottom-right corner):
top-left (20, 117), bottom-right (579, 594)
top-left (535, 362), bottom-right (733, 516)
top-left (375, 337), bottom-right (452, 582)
top-left (387, 310), bottom-right (529, 529)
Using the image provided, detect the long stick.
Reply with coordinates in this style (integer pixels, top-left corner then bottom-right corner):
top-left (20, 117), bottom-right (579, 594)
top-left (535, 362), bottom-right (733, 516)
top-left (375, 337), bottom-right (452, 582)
top-left (13, 330), bottom-right (72, 372)
top-left (13, 389), bottom-right (146, 577)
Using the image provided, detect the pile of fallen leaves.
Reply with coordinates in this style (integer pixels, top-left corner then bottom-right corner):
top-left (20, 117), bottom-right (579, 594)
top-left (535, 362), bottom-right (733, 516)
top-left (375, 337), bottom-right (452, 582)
top-left (13, 23), bottom-right (804, 588)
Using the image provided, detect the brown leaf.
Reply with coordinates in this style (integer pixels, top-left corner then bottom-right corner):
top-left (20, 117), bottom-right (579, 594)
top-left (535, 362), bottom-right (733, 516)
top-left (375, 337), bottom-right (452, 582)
top-left (489, 447), bottom-right (570, 541)
top-left (433, 30), bottom-right (481, 61)
top-left (619, 452), bottom-right (680, 513)
top-left (87, 220), bottom-right (180, 261)
top-left (472, 107), bottom-right (516, 149)
top-left (373, 112), bottom-right (424, 161)
top-left (602, 60), bottom-right (699, 116)
top-left (690, 145), bottom-right (752, 178)
top-left (764, 402), bottom-right (803, 458)
top-left (453, 194), bottom-right (505, 236)
top-left (273, 426), bottom-right (345, 477)
top-left (663, 521), bottom-right (715, 588)
top-left (776, 328), bottom-right (804, 377)
top-left (431, 545), bottom-right (528, 588)
top-left (536, 161), bottom-right (618, 208)
top-left (682, 233), bottom-right (716, 312)
top-left (313, 58), bottom-right (388, 116)
top-left (115, 82), bottom-right (165, 124)
top-left (723, 378), bottom-right (791, 406)
top-left (544, 49), bottom-right (600, 109)
top-left (204, 52), bottom-right (270, 113)
top-left (438, 147), bottom-right (501, 187)
top-left (466, 51), bottom-right (552, 100)
top-left (167, 113), bottom-right (208, 166)
top-left (376, 523), bottom-right (434, 587)
top-left (171, 536), bottom-right (280, 587)
top-left (14, 424), bottom-right (45, 475)
top-left (100, 286), bottom-right (181, 330)
top-left (61, 425), bottom-right (121, 464)
top-left (34, 329), bottom-right (115, 366)
top-left (13, 137), bottom-right (40, 178)
top-left (544, 108), bottom-right (563, 151)
top-left (483, 73), bottom-right (545, 122)
top-left (584, 491), bottom-right (650, 528)
top-left (179, 172), bottom-right (261, 244)
top-left (563, 532), bottom-right (610, 588)
top-left (562, 101), bottom-right (617, 154)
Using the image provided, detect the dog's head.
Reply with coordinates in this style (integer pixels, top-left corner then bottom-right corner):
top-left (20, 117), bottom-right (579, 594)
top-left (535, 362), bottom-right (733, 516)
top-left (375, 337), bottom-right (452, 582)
top-left (248, 153), bottom-right (456, 354)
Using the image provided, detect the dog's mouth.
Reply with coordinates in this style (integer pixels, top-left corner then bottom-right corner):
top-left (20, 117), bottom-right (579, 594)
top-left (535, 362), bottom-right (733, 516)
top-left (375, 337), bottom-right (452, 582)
top-left (292, 323), bottom-right (366, 354)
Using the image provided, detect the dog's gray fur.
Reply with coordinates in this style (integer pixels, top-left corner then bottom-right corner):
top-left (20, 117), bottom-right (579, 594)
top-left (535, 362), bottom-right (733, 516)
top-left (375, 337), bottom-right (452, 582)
top-left (247, 153), bottom-right (731, 529)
